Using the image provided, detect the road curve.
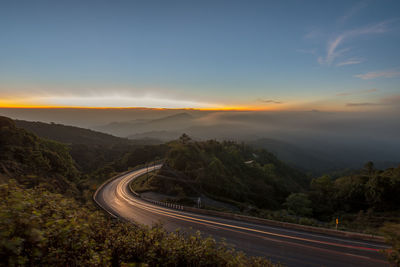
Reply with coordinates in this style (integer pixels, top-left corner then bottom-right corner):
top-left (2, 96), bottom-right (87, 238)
top-left (94, 165), bottom-right (389, 267)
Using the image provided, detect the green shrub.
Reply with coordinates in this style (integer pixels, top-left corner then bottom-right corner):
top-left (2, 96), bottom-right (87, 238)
top-left (380, 223), bottom-right (400, 266)
top-left (0, 181), bottom-right (280, 267)
top-left (285, 193), bottom-right (312, 217)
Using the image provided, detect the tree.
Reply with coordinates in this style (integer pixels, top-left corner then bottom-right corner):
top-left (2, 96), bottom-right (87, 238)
top-left (285, 193), bottom-right (313, 217)
top-left (364, 161), bottom-right (375, 176)
top-left (179, 133), bottom-right (191, 144)
top-left (309, 175), bottom-right (334, 217)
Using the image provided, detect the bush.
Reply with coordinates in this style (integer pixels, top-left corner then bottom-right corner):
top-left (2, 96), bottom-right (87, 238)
top-left (0, 181), bottom-right (279, 266)
top-left (380, 223), bottom-right (400, 266)
top-left (285, 193), bottom-right (312, 217)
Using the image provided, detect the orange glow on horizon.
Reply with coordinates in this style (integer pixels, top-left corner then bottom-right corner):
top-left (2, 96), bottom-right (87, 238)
top-left (0, 99), bottom-right (282, 111)
top-left (1, 97), bottom-right (350, 112)
top-left (0, 104), bottom-right (357, 113)
top-left (0, 104), bottom-right (278, 111)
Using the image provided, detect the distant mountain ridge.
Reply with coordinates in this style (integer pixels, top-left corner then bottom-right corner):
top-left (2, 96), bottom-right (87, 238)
top-left (128, 130), bottom-right (182, 141)
top-left (13, 113), bottom-right (400, 176)
top-left (94, 112), bottom-right (195, 137)
top-left (15, 119), bottom-right (133, 146)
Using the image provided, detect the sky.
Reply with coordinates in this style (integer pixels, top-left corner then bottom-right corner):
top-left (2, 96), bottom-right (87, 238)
top-left (0, 0), bottom-right (400, 110)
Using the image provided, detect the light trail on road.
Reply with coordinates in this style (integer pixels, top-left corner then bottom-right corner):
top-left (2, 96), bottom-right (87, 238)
top-left (95, 166), bottom-right (389, 267)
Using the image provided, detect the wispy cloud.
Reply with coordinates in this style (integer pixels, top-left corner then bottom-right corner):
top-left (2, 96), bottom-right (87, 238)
top-left (354, 70), bottom-right (400, 80)
top-left (257, 99), bottom-right (283, 104)
top-left (318, 20), bottom-right (392, 66)
top-left (32, 95), bottom-right (218, 109)
top-left (336, 58), bottom-right (364, 66)
top-left (318, 35), bottom-right (347, 65)
top-left (336, 88), bottom-right (378, 96)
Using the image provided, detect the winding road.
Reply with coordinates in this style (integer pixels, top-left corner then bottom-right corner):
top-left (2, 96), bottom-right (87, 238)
top-left (94, 165), bottom-right (389, 267)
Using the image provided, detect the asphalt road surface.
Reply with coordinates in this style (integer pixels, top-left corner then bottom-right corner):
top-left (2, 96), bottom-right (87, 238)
top-left (95, 165), bottom-right (389, 267)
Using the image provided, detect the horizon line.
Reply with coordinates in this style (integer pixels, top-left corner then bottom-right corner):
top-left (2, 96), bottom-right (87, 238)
top-left (0, 105), bottom-right (276, 112)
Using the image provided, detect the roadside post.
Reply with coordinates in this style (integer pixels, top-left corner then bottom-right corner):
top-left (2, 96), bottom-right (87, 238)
top-left (336, 217), bottom-right (339, 230)
top-left (146, 162), bottom-right (149, 182)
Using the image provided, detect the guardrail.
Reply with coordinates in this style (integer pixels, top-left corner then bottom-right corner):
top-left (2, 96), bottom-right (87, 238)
top-left (142, 197), bottom-right (184, 211)
top-left (181, 206), bottom-right (385, 243)
top-left (93, 159), bottom-right (165, 219)
top-left (128, 164), bottom-right (185, 211)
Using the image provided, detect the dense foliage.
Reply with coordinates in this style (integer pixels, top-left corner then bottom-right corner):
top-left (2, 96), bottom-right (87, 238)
top-left (0, 181), bottom-right (278, 267)
top-left (381, 223), bottom-right (400, 266)
top-left (306, 162), bottom-right (400, 223)
top-left (0, 116), bottom-right (79, 196)
top-left (284, 193), bottom-right (312, 217)
top-left (141, 135), bottom-right (309, 210)
top-left (14, 119), bottom-right (166, 173)
top-left (276, 162), bottom-right (400, 244)
top-left (3, 116), bottom-right (169, 194)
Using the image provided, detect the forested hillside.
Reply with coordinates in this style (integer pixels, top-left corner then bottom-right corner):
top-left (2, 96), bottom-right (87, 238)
top-left (2, 116), bottom-right (400, 265)
top-left (133, 134), bottom-right (400, 236)
top-left (15, 119), bottom-right (131, 146)
top-left (13, 118), bottom-right (167, 174)
top-left (136, 134), bottom-right (309, 210)
top-left (0, 116), bottom-right (278, 266)
top-left (305, 162), bottom-right (400, 230)
top-left (0, 116), bottom-right (79, 196)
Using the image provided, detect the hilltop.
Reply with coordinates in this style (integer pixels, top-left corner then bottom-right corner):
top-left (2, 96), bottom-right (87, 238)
top-left (13, 119), bottom-right (164, 173)
top-left (15, 119), bottom-right (134, 146)
top-left (132, 135), bottom-right (309, 210)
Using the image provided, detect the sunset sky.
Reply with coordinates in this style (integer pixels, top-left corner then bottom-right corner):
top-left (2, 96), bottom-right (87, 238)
top-left (1, 0), bottom-right (399, 110)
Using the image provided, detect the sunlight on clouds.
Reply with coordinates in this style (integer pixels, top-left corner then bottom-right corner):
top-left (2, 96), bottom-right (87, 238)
top-left (0, 96), bottom-right (48, 108)
top-left (0, 92), bottom-right (390, 112)
top-left (0, 94), bottom-right (344, 111)
top-left (19, 95), bottom-right (220, 109)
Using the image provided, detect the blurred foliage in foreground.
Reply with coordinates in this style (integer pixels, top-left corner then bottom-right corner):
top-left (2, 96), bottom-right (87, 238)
top-left (0, 181), bottom-right (278, 267)
top-left (380, 223), bottom-right (400, 266)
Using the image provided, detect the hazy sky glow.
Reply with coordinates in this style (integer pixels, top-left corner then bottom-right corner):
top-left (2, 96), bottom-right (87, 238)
top-left (1, 0), bottom-right (400, 110)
